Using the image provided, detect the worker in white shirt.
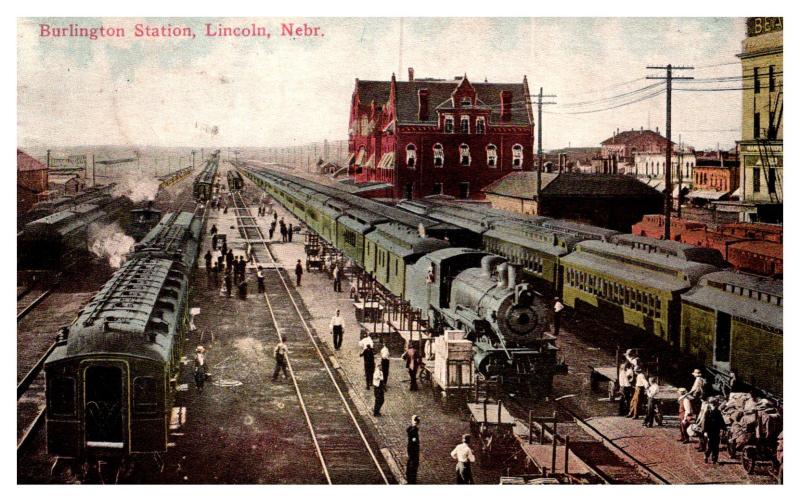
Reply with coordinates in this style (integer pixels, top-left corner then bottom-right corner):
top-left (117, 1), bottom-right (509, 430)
top-left (380, 345), bottom-right (390, 389)
top-left (618, 362), bottom-right (634, 415)
top-left (553, 297), bottom-right (564, 336)
top-left (678, 388), bottom-right (696, 443)
top-left (689, 369), bottom-right (706, 413)
top-left (329, 309), bottom-right (345, 350)
top-left (627, 367), bottom-right (649, 419)
top-left (643, 376), bottom-right (661, 427)
top-left (450, 434), bottom-right (476, 484)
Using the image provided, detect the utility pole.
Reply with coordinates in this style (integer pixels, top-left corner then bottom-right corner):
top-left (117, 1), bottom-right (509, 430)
top-left (533, 87), bottom-right (557, 198)
top-left (647, 64), bottom-right (693, 240)
top-left (677, 134), bottom-right (683, 218)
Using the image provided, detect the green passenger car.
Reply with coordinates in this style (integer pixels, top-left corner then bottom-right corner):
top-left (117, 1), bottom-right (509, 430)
top-left (680, 271), bottom-right (782, 398)
top-left (336, 209), bottom-right (386, 267)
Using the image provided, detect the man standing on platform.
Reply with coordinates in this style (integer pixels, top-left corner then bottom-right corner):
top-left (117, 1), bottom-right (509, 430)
top-left (406, 415), bottom-right (421, 484)
top-left (380, 344), bottom-right (390, 390)
top-left (360, 341), bottom-right (375, 390)
top-left (329, 309), bottom-right (344, 350)
top-left (372, 366), bottom-right (384, 416)
top-left (288, 223), bottom-right (294, 242)
top-left (332, 264), bottom-right (342, 292)
top-left (643, 376), bottom-right (661, 427)
top-left (257, 266), bottom-right (265, 294)
top-left (295, 259), bottom-right (303, 286)
top-left (553, 297), bottom-right (564, 336)
top-left (450, 435), bottom-right (476, 484)
top-left (702, 397), bottom-right (725, 464)
top-left (204, 250), bottom-right (212, 271)
top-left (403, 344), bottom-right (422, 391)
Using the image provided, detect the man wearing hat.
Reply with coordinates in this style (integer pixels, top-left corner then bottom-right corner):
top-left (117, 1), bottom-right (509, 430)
top-left (689, 369), bottom-right (706, 414)
top-left (553, 297), bottom-right (564, 336)
top-left (193, 346), bottom-right (207, 393)
top-left (702, 397), bottom-right (725, 464)
top-left (677, 388), bottom-right (695, 443)
top-left (406, 416), bottom-right (421, 484)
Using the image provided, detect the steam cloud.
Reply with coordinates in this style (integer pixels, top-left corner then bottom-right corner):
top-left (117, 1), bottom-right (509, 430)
top-left (87, 222), bottom-right (135, 269)
top-left (112, 172), bottom-right (160, 203)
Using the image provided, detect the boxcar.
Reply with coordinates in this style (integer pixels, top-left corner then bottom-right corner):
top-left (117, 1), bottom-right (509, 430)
top-left (559, 240), bottom-right (717, 346)
top-left (680, 271), bottom-right (782, 398)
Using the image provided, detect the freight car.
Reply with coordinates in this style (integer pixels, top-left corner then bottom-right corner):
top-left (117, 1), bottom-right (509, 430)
top-left (43, 209), bottom-right (202, 464)
top-left (158, 166), bottom-right (193, 189)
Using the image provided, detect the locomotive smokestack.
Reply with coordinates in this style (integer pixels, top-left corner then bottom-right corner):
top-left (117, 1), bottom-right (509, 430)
top-left (497, 263), bottom-right (508, 289)
top-left (481, 255), bottom-right (504, 277)
top-left (507, 264), bottom-right (517, 290)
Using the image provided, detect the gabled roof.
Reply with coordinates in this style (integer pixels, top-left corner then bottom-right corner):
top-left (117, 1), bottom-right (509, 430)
top-left (601, 129), bottom-right (673, 149)
top-left (355, 77), bottom-right (530, 126)
top-left (17, 149), bottom-right (47, 172)
top-left (483, 172), bottom-right (662, 199)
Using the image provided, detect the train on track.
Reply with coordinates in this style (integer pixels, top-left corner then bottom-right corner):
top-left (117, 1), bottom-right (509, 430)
top-left (43, 204), bottom-right (203, 463)
top-left (157, 166), bottom-right (194, 190)
top-left (236, 163), bottom-right (566, 395)
top-left (192, 152), bottom-right (220, 202)
top-left (227, 170), bottom-right (244, 192)
top-left (236, 164), bottom-right (782, 400)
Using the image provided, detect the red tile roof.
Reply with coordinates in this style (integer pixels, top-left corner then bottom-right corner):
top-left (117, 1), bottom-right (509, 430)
top-left (17, 149), bottom-right (47, 172)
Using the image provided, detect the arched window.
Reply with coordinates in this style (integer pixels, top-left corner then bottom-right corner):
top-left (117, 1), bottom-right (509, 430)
top-left (406, 144), bottom-right (417, 168)
top-left (486, 144), bottom-right (498, 168)
top-left (460, 116), bottom-right (470, 134)
top-left (444, 115), bottom-right (454, 133)
top-left (433, 143), bottom-right (444, 167)
top-left (512, 144), bottom-right (523, 168)
top-left (459, 144), bottom-right (471, 166)
top-left (475, 117), bottom-right (486, 134)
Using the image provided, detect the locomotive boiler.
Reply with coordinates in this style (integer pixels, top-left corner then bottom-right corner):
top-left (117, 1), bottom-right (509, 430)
top-left (407, 248), bottom-right (566, 396)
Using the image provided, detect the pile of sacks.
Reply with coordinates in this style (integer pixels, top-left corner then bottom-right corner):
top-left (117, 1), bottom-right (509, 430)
top-left (721, 392), bottom-right (783, 452)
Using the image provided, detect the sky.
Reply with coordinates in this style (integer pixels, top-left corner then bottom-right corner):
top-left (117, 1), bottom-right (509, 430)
top-left (17, 17), bottom-right (748, 150)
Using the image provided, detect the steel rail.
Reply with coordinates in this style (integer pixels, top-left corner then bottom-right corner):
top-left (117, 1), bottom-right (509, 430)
top-left (232, 191), bottom-right (390, 485)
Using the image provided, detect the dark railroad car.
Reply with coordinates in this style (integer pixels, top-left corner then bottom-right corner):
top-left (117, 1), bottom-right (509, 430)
top-left (192, 153), bottom-right (219, 202)
top-left (681, 271), bottom-right (782, 399)
top-left (226, 170), bottom-right (244, 192)
top-left (44, 257), bottom-right (190, 458)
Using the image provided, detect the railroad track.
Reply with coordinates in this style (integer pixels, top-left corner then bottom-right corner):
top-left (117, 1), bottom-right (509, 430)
top-left (17, 286), bottom-right (56, 322)
top-left (232, 192), bottom-right (392, 485)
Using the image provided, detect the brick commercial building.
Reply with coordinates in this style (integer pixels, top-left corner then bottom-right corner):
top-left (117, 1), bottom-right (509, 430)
top-left (17, 149), bottom-right (49, 214)
top-left (348, 69), bottom-right (534, 200)
top-left (482, 171), bottom-right (663, 232)
top-left (599, 127), bottom-right (674, 173)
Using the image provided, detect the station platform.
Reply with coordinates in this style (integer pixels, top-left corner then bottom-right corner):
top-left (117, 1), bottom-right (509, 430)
top-left (252, 191), bottom-right (507, 484)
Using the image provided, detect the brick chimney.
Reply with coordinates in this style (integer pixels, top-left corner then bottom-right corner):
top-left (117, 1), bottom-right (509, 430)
top-left (408, 67), bottom-right (415, 81)
top-left (418, 88), bottom-right (429, 121)
top-left (500, 90), bottom-right (512, 121)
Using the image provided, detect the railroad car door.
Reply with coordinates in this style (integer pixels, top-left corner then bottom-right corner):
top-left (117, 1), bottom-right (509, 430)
top-left (84, 365), bottom-right (125, 450)
top-left (714, 312), bottom-right (731, 371)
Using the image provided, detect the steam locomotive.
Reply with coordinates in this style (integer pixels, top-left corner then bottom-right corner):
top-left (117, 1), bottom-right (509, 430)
top-left (408, 248), bottom-right (565, 396)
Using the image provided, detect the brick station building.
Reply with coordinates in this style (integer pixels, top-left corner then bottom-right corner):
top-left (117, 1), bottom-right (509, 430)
top-left (347, 69), bottom-right (534, 200)
top-left (17, 149), bottom-right (49, 214)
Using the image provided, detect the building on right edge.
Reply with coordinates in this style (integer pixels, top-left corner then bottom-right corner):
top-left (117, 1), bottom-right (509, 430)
top-left (722, 17), bottom-right (783, 223)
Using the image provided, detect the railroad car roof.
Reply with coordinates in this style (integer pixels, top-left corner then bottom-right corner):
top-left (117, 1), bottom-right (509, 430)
top-left (47, 258), bottom-right (184, 364)
top-left (541, 220), bottom-right (619, 240)
top-left (396, 200), bottom-right (435, 215)
top-left (367, 222), bottom-right (450, 257)
top-left (682, 271), bottom-right (782, 330)
top-left (483, 228), bottom-right (571, 257)
top-left (26, 209), bottom-right (74, 227)
top-left (609, 233), bottom-right (728, 267)
top-left (562, 240), bottom-right (718, 291)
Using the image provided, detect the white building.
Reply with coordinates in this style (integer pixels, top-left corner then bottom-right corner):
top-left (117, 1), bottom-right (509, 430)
top-left (632, 149), bottom-right (696, 190)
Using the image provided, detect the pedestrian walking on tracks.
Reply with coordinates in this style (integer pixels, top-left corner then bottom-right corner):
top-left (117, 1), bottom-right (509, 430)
top-left (360, 342), bottom-right (375, 390)
top-left (272, 336), bottom-right (289, 381)
top-left (406, 415), bottom-right (421, 484)
top-left (193, 346), bottom-right (208, 393)
top-left (553, 297), bottom-right (564, 336)
top-left (380, 344), bottom-right (390, 389)
top-left (373, 367), bottom-right (384, 416)
top-left (288, 223), bottom-right (294, 242)
top-left (257, 266), bottom-right (265, 294)
top-left (295, 259), bottom-right (303, 286)
top-left (329, 309), bottom-right (344, 350)
top-left (403, 344), bottom-right (422, 391)
top-left (451, 435), bottom-right (476, 484)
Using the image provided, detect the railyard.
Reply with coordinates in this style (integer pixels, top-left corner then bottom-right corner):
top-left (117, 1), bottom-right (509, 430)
top-left (17, 159), bottom-right (781, 485)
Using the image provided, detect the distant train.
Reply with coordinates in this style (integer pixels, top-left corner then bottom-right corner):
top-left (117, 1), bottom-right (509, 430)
top-left (227, 170), bottom-right (244, 192)
top-left (192, 152), bottom-right (220, 201)
top-left (158, 166), bottom-right (193, 189)
top-left (238, 164), bottom-right (782, 399)
top-left (44, 209), bottom-right (202, 461)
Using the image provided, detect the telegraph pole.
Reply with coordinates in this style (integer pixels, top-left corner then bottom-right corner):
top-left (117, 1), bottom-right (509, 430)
top-left (533, 87), bottom-right (557, 197)
top-left (647, 64), bottom-right (693, 240)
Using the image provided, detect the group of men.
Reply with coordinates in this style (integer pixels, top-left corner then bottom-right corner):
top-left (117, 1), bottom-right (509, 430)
top-left (676, 369), bottom-right (727, 464)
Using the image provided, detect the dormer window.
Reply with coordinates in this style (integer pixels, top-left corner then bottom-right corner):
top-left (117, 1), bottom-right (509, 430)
top-left (512, 144), bottom-right (523, 168)
top-left (460, 116), bottom-right (470, 134)
top-left (433, 143), bottom-right (444, 167)
top-left (476, 117), bottom-right (485, 134)
top-left (444, 115), bottom-right (454, 133)
top-left (486, 144), bottom-right (498, 168)
top-left (460, 144), bottom-right (471, 166)
top-left (461, 97), bottom-right (472, 106)
top-left (406, 144), bottom-right (417, 168)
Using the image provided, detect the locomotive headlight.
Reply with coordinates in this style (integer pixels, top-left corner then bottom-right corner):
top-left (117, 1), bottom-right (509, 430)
top-left (507, 306), bottom-right (537, 335)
